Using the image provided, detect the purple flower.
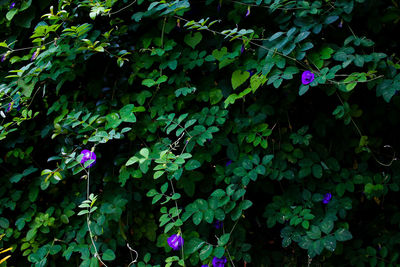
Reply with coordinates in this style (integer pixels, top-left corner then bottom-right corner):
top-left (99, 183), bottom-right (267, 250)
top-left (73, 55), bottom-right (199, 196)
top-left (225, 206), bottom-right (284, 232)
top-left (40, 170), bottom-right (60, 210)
top-left (212, 256), bottom-right (227, 267)
top-left (9, 2), bottom-right (15, 9)
top-left (338, 20), bottom-right (343, 28)
top-left (31, 51), bottom-right (38, 61)
top-left (214, 220), bottom-right (223, 229)
top-left (322, 193), bottom-right (332, 204)
top-left (241, 44), bottom-right (245, 54)
top-left (246, 70), bottom-right (255, 77)
top-left (80, 149), bottom-right (96, 168)
top-left (301, 71), bottom-right (314, 85)
top-left (202, 265), bottom-right (209, 267)
top-left (225, 160), bottom-right (232, 167)
top-left (167, 234), bottom-right (183, 250)
top-left (6, 102), bottom-right (13, 113)
top-left (245, 7), bottom-right (250, 17)
top-left (1, 55), bottom-right (6, 62)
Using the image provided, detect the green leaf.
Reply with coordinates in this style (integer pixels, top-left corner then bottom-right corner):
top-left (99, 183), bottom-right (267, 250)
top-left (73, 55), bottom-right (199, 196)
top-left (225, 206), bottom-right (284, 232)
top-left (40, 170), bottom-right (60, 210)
top-left (154, 171), bottom-right (164, 179)
top-left (336, 183), bottom-right (346, 197)
top-left (210, 89), bottom-right (223, 104)
top-left (77, 210), bottom-right (89, 216)
top-left (120, 104), bottom-right (137, 123)
top-left (218, 233), bottom-right (230, 246)
top-left (323, 236), bottom-right (336, 252)
top-left (231, 70), bottom-right (250, 90)
top-left (185, 238), bottom-right (205, 254)
top-left (204, 209), bottom-right (214, 223)
top-left (294, 31), bottom-right (311, 43)
top-left (269, 31), bottom-right (284, 41)
top-left (90, 257), bottom-right (99, 267)
top-left (199, 244), bottom-right (213, 261)
top-left (140, 148), bottom-right (149, 158)
top-left (0, 217), bottom-right (10, 228)
top-left (335, 228), bottom-right (353, 241)
top-left (306, 225), bottom-right (321, 240)
top-left (102, 249), bottom-right (116, 261)
top-left (303, 214), bottom-right (315, 220)
top-left (213, 246), bottom-right (225, 258)
top-left (299, 84), bottom-right (309, 96)
top-left (299, 236), bottom-right (312, 250)
top-left (6, 9), bottom-right (18, 21)
top-left (184, 32), bottom-right (203, 49)
top-left (312, 239), bottom-right (324, 255)
top-left (301, 220), bottom-right (310, 229)
top-left (15, 218), bottom-right (25, 230)
top-left (18, 78), bottom-right (35, 97)
top-left (26, 228), bottom-right (37, 241)
top-left (126, 156), bottom-right (139, 166)
top-left (61, 214), bottom-right (69, 224)
top-left (193, 211), bottom-right (203, 225)
top-left (320, 219), bottom-right (334, 234)
top-left (312, 164), bottom-right (323, 178)
top-left (105, 112), bottom-right (122, 129)
top-left (185, 159), bottom-right (201, 170)
top-left (142, 79), bottom-right (156, 87)
top-left (240, 200), bottom-right (252, 210)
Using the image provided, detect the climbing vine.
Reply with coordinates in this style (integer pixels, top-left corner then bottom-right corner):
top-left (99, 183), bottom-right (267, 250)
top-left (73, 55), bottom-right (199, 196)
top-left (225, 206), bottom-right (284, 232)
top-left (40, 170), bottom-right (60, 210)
top-left (1, 0), bottom-right (400, 266)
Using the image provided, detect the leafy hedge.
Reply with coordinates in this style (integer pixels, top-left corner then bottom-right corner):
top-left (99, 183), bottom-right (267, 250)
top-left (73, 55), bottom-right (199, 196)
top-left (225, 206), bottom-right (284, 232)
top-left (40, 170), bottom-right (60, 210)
top-left (1, 0), bottom-right (400, 266)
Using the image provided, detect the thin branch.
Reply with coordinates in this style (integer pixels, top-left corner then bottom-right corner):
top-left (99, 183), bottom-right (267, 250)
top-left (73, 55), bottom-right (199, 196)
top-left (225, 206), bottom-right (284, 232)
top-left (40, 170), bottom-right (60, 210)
top-left (126, 243), bottom-right (139, 267)
top-left (335, 92), bottom-right (397, 167)
top-left (174, 16), bottom-right (310, 70)
top-left (169, 179), bottom-right (185, 265)
top-left (229, 0), bottom-right (303, 10)
top-left (108, 0), bottom-right (137, 16)
top-left (82, 166), bottom-right (108, 267)
top-left (0, 38), bottom-right (62, 56)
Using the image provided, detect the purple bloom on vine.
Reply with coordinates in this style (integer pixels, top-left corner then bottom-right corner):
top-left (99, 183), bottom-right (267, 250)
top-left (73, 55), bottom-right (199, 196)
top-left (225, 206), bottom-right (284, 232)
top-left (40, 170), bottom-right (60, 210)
top-left (214, 220), bottom-right (223, 229)
top-left (338, 20), bottom-right (343, 28)
top-left (31, 51), bottom-right (37, 61)
top-left (247, 70), bottom-right (255, 77)
top-left (245, 7), bottom-right (250, 17)
top-left (1, 55), bottom-right (6, 62)
top-left (322, 193), bottom-right (332, 204)
top-left (212, 256), bottom-right (227, 267)
top-left (241, 44), bottom-right (245, 54)
top-left (225, 160), bottom-right (232, 167)
top-left (167, 234), bottom-right (183, 250)
top-left (301, 71), bottom-right (314, 85)
top-left (6, 102), bottom-right (13, 113)
top-left (9, 2), bottom-right (15, 9)
top-left (80, 149), bottom-right (96, 168)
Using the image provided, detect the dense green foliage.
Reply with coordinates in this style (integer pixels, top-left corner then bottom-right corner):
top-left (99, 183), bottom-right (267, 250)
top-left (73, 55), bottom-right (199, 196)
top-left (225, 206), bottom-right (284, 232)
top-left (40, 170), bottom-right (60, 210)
top-left (2, 0), bottom-right (400, 266)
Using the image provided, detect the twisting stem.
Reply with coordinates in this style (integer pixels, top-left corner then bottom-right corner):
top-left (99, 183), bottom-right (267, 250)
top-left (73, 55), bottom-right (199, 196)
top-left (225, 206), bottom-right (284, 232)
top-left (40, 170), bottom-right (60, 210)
top-left (335, 92), bottom-right (397, 167)
top-left (174, 15), bottom-right (310, 70)
top-left (169, 179), bottom-right (185, 266)
top-left (127, 243), bottom-right (139, 267)
top-left (83, 168), bottom-right (108, 267)
top-left (108, 0), bottom-right (137, 16)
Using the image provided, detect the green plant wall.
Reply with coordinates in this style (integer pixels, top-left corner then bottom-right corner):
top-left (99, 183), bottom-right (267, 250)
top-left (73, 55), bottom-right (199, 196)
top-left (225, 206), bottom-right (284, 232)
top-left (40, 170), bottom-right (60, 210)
top-left (1, 0), bottom-right (400, 266)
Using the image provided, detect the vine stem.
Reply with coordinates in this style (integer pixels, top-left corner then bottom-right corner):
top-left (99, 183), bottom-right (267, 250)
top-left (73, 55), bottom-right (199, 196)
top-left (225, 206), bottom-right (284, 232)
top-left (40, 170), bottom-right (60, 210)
top-left (0, 38), bottom-right (61, 57)
top-left (108, 0), bottom-right (137, 16)
top-left (169, 179), bottom-right (185, 266)
top-left (335, 92), bottom-right (397, 167)
top-left (174, 15), bottom-right (310, 71)
top-left (84, 167), bottom-right (108, 267)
